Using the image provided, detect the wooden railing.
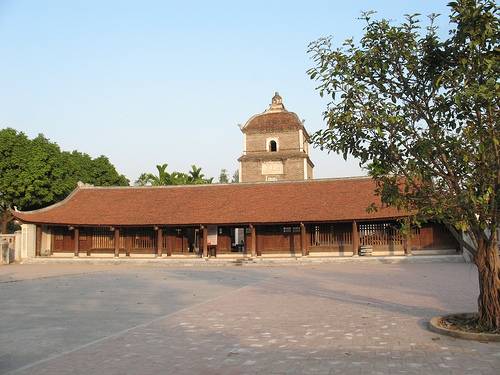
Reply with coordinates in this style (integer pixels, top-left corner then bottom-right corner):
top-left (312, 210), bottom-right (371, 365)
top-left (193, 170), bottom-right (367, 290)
top-left (311, 225), bottom-right (352, 247)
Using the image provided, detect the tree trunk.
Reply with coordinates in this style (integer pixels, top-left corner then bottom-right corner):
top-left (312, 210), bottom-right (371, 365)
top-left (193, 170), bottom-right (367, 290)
top-left (475, 238), bottom-right (500, 332)
top-left (0, 210), bottom-right (12, 234)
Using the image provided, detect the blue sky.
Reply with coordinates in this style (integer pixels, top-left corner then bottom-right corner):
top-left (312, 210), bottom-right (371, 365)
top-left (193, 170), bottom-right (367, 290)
top-left (0, 0), bottom-right (452, 182)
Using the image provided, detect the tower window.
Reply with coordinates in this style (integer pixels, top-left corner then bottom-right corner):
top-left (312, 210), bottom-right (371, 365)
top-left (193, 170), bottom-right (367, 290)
top-left (269, 140), bottom-right (277, 152)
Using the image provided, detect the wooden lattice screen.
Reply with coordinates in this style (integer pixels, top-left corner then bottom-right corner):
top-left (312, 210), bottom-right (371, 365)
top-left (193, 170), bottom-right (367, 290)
top-left (359, 223), bottom-right (403, 246)
top-left (312, 225), bottom-right (352, 247)
top-left (91, 227), bottom-right (115, 249)
top-left (121, 228), bottom-right (156, 249)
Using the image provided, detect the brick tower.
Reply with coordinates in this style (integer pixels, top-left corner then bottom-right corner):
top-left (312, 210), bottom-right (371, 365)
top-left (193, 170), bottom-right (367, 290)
top-left (238, 92), bottom-right (314, 182)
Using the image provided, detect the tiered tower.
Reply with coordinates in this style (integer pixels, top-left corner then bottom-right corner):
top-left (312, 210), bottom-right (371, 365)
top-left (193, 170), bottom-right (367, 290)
top-left (238, 92), bottom-right (314, 182)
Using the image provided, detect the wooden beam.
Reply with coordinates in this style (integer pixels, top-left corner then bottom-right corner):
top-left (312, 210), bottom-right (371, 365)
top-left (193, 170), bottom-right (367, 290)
top-left (114, 227), bottom-right (120, 257)
top-left (300, 222), bottom-right (307, 256)
top-left (250, 224), bottom-right (257, 257)
top-left (156, 227), bottom-right (163, 257)
top-left (202, 225), bottom-right (208, 257)
top-left (352, 220), bottom-right (359, 256)
top-left (74, 227), bottom-right (79, 257)
top-left (35, 225), bottom-right (42, 257)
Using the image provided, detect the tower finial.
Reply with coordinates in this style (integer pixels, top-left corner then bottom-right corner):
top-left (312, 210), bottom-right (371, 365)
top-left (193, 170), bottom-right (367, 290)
top-left (267, 91), bottom-right (285, 112)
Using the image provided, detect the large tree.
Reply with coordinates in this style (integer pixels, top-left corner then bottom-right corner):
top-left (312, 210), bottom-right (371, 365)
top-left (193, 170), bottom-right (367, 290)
top-left (307, 0), bottom-right (499, 331)
top-left (0, 128), bottom-right (129, 232)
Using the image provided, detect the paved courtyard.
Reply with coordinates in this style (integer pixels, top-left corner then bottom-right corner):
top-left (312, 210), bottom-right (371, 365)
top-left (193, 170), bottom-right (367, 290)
top-left (0, 261), bottom-right (498, 374)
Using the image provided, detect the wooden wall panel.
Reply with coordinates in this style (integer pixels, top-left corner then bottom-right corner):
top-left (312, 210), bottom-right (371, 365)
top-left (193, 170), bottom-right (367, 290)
top-left (217, 227), bottom-right (232, 253)
top-left (257, 225), bottom-right (300, 255)
top-left (411, 223), bottom-right (458, 251)
top-left (52, 227), bottom-right (74, 252)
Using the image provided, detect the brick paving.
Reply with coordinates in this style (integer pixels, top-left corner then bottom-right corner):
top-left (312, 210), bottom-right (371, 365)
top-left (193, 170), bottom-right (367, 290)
top-left (1, 262), bottom-right (498, 374)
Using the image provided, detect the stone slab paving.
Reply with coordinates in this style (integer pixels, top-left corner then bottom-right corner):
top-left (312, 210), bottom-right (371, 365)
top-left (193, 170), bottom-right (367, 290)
top-left (1, 262), bottom-right (498, 374)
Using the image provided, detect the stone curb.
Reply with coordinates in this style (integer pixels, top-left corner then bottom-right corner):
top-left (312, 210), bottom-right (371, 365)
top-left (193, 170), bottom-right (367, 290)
top-left (21, 254), bottom-right (465, 267)
top-left (428, 313), bottom-right (500, 342)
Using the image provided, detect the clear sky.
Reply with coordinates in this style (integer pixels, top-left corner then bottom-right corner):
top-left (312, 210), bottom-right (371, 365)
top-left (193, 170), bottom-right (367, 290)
top-left (0, 0), bottom-right (452, 183)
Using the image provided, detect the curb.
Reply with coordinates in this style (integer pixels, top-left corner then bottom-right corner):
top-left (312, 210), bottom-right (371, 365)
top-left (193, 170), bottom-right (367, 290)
top-left (20, 254), bottom-right (466, 267)
top-left (428, 313), bottom-right (500, 342)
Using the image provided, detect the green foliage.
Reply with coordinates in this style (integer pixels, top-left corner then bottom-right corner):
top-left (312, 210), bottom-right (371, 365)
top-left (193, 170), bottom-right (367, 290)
top-left (308, 0), bottom-right (500, 330)
top-left (307, 0), bottom-right (499, 247)
top-left (0, 128), bottom-right (129, 231)
top-left (218, 169), bottom-right (230, 184)
top-left (232, 169), bottom-right (239, 183)
top-left (135, 164), bottom-right (213, 186)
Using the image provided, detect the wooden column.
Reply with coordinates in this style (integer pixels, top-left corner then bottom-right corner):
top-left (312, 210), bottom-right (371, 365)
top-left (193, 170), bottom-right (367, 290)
top-left (156, 227), bottom-right (163, 257)
top-left (403, 228), bottom-right (412, 256)
top-left (352, 220), bottom-right (359, 256)
top-left (35, 225), bottom-right (42, 257)
top-left (300, 222), bottom-right (307, 256)
top-left (114, 227), bottom-right (120, 257)
top-left (201, 225), bottom-right (208, 257)
top-left (249, 224), bottom-right (257, 257)
top-left (86, 229), bottom-right (91, 256)
top-left (166, 228), bottom-right (172, 256)
top-left (74, 227), bottom-right (79, 257)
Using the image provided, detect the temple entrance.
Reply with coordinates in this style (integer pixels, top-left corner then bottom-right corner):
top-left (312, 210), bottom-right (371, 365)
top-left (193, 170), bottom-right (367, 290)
top-left (207, 226), bottom-right (247, 256)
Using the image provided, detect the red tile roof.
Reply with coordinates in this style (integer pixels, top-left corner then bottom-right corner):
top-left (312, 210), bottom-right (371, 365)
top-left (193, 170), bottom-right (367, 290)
top-left (12, 178), bottom-right (405, 226)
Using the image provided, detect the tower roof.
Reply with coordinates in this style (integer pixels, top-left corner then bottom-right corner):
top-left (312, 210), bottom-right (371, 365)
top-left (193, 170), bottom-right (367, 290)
top-left (241, 92), bottom-right (308, 135)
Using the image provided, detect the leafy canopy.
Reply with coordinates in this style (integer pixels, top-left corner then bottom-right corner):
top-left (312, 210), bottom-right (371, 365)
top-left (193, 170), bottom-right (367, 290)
top-left (0, 128), bottom-right (129, 231)
top-left (307, 0), bottom-right (499, 249)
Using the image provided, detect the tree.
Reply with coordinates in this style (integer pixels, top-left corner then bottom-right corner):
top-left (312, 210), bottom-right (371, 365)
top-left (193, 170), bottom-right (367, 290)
top-left (0, 128), bottom-right (129, 233)
top-left (135, 164), bottom-right (172, 186)
top-left (219, 169), bottom-right (230, 184)
top-left (59, 151), bottom-right (129, 191)
top-left (307, 0), bottom-right (499, 331)
top-left (187, 165), bottom-right (213, 184)
top-left (135, 164), bottom-right (213, 186)
top-left (232, 169), bottom-right (239, 183)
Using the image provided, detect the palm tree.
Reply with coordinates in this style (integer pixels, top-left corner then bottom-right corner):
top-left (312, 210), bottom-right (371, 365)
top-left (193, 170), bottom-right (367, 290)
top-left (187, 165), bottom-right (212, 184)
top-left (135, 164), bottom-right (172, 186)
top-left (135, 164), bottom-right (213, 186)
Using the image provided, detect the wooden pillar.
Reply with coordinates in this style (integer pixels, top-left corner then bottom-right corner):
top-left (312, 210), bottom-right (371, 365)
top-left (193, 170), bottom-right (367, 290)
top-left (249, 224), bottom-right (257, 257)
top-left (125, 230), bottom-right (131, 257)
top-left (352, 220), bottom-right (359, 256)
top-left (114, 227), bottom-right (120, 257)
top-left (156, 227), bottom-right (163, 257)
top-left (86, 229), bottom-right (91, 256)
top-left (166, 228), bottom-right (172, 256)
top-left (300, 222), bottom-right (307, 256)
top-left (201, 225), bottom-right (208, 258)
top-left (403, 225), bottom-right (412, 256)
top-left (35, 225), bottom-right (42, 257)
top-left (74, 227), bottom-right (79, 257)
top-left (87, 229), bottom-right (91, 256)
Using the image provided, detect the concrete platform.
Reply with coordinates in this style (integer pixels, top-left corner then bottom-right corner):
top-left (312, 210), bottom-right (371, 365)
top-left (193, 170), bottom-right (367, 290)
top-left (20, 254), bottom-right (466, 266)
top-left (1, 261), bottom-right (498, 374)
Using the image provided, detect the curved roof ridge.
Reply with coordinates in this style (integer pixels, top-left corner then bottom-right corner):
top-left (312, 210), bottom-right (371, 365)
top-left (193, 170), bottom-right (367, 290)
top-left (13, 176), bottom-right (374, 216)
top-left (12, 175), bottom-right (403, 226)
top-left (66, 176), bottom-right (372, 190)
top-left (11, 185), bottom-right (82, 215)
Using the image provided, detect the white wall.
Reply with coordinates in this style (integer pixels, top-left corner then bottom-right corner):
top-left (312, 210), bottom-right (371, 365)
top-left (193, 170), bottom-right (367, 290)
top-left (20, 224), bottom-right (36, 259)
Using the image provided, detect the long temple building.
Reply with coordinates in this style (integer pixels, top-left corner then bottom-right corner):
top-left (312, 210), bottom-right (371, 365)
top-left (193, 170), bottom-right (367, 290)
top-left (12, 94), bottom-right (460, 259)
